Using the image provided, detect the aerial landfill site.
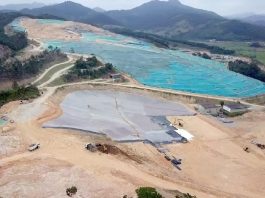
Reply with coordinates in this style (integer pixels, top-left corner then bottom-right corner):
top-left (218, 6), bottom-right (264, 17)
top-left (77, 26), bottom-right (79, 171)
top-left (1, 4), bottom-right (265, 198)
top-left (1, 83), bottom-right (265, 198)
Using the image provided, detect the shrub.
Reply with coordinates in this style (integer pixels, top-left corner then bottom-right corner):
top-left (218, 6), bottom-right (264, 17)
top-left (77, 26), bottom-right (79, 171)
top-left (136, 187), bottom-right (162, 198)
top-left (176, 193), bottom-right (197, 198)
top-left (0, 85), bottom-right (40, 107)
top-left (66, 186), bottom-right (77, 197)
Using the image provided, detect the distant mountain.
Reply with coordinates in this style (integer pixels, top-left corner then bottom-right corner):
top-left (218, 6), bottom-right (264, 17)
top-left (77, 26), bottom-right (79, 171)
top-left (240, 15), bottom-right (265, 27)
top-left (21, 1), bottom-right (119, 26)
top-left (0, 2), bottom-right (45, 11)
top-left (226, 13), bottom-right (255, 19)
top-left (106, 0), bottom-right (265, 41)
top-left (93, 7), bottom-right (106, 13)
top-left (18, 0), bottom-right (265, 41)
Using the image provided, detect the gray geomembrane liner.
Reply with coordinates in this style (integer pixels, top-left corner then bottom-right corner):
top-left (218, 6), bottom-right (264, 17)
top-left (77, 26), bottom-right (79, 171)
top-left (43, 90), bottom-right (194, 143)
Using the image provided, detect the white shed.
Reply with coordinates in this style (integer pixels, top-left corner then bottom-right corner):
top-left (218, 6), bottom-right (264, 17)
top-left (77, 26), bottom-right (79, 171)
top-left (223, 104), bottom-right (249, 114)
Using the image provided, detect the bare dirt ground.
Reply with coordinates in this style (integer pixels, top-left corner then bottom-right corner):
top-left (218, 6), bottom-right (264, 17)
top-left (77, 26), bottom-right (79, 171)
top-left (1, 84), bottom-right (265, 198)
top-left (21, 18), bottom-right (111, 42)
top-left (167, 114), bottom-right (265, 198)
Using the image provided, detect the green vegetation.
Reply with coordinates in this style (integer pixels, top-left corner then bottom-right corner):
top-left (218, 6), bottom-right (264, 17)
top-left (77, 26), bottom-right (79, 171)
top-left (250, 42), bottom-right (263, 48)
top-left (0, 12), bottom-right (28, 51)
top-left (192, 52), bottom-right (211, 59)
top-left (34, 59), bottom-right (73, 86)
top-left (0, 47), bottom-right (67, 81)
top-left (177, 40), bottom-right (235, 55)
top-left (19, 0), bottom-right (265, 41)
top-left (106, 0), bottom-right (265, 41)
top-left (135, 187), bottom-right (162, 198)
top-left (176, 193), bottom-right (197, 198)
top-left (204, 41), bottom-right (265, 65)
top-left (201, 53), bottom-right (211, 59)
top-left (66, 186), bottom-right (77, 197)
top-left (228, 60), bottom-right (265, 82)
top-left (0, 12), bottom-right (66, 55)
top-left (109, 28), bottom-right (235, 55)
top-left (0, 85), bottom-right (40, 107)
top-left (63, 56), bottom-right (115, 82)
top-left (47, 76), bottom-right (66, 87)
top-left (22, 1), bottom-right (118, 26)
top-left (123, 187), bottom-right (197, 198)
top-left (134, 187), bottom-right (197, 198)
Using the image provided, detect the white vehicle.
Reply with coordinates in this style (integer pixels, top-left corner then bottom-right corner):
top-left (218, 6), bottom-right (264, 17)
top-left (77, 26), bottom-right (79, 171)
top-left (28, 144), bottom-right (40, 152)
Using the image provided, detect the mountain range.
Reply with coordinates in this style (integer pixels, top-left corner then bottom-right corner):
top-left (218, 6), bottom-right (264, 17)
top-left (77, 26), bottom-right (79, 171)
top-left (20, 0), bottom-right (265, 41)
top-left (21, 1), bottom-right (119, 26)
top-left (93, 7), bottom-right (106, 13)
top-left (0, 2), bottom-right (45, 11)
top-left (240, 15), bottom-right (265, 27)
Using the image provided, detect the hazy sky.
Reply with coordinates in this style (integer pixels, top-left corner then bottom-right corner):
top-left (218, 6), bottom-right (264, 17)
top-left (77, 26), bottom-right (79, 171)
top-left (1, 0), bottom-right (265, 16)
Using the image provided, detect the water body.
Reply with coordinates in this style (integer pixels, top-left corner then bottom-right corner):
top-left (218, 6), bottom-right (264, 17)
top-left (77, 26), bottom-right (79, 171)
top-left (0, 119), bottom-right (7, 126)
top-left (37, 19), bottom-right (66, 25)
top-left (10, 19), bottom-right (265, 98)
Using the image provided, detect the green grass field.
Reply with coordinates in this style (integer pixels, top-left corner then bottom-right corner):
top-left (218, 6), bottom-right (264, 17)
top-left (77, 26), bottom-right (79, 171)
top-left (204, 41), bottom-right (265, 65)
top-left (34, 61), bottom-right (74, 86)
top-left (47, 76), bottom-right (66, 87)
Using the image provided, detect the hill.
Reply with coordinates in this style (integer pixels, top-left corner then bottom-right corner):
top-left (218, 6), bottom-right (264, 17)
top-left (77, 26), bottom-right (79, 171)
top-left (93, 7), bottom-right (106, 13)
top-left (0, 12), bottom-right (28, 52)
top-left (0, 2), bottom-right (45, 11)
top-left (106, 0), bottom-right (265, 41)
top-left (21, 1), bottom-right (119, 26)
top-left (241, 15), bottom-right (265, 27)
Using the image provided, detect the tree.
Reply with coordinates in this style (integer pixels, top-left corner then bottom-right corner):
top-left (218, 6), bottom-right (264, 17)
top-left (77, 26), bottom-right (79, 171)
top-left (228, 60), bottom-right (265, 82)
top-left (66, 186), bottom-right (77, 197)
top-left (136, 187), bottom-right (162, 198)
top-left (176, 193), bottom-right (196, 198)
top-left (70, 47), bottom-right (75, 53)
top-left (250, 42), bottom-right (262, 48)
top-left (201, 53), bottom-right (211, 59)
top-left (105, 63), bottom-right (114, 71)
top-left (12, 81), bottom-right (19, 90)
top-left (48, 45), bottom-right (54, 51)
top-left (10, 60), bottom-right (23, 78)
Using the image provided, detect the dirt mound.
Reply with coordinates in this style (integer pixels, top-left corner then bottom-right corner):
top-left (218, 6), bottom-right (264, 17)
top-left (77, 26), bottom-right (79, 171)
top-left (96, 144), bottom-right (142, 164)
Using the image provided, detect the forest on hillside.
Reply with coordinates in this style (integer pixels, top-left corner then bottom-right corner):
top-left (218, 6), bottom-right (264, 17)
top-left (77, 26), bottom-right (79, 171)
top-left (0, 47), bottom-right (67, 81)
top-left (0, 85), bottom-right (40, 107)
top-left (108, 28), bottom-right (235, 55)
top-left (0, 12), bottom-right (28, 51)
top-left (63, 56), bottom-right (116, 82)
top-left (228, 60), bottom-right (265, 83)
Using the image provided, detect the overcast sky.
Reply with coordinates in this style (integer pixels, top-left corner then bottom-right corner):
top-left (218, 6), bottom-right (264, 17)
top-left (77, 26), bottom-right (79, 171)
top-left (1, 0), bottom-right (265, 16)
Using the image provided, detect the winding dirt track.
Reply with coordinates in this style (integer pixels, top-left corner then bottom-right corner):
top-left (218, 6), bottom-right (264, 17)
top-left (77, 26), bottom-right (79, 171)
top-left (32, 56), bottom-right (74, 87)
